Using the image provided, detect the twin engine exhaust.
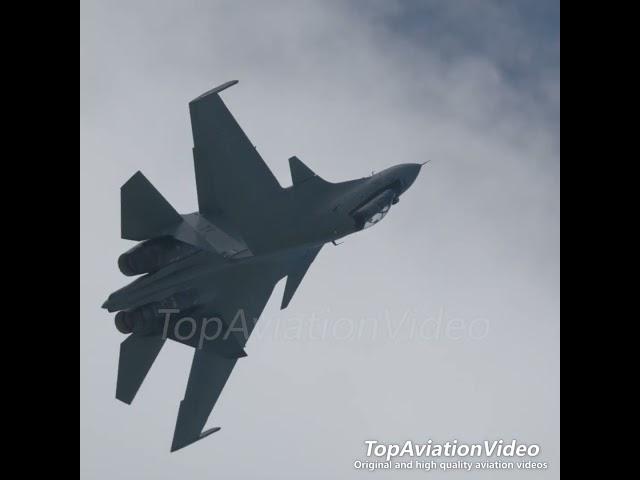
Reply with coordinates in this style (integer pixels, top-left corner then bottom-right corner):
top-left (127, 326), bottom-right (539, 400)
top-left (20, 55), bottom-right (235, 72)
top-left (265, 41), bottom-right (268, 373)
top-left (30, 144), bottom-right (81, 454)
top-left (114, 290), bottom-right (200, 336)
top-left (118, 237), bottom-right (199, 276)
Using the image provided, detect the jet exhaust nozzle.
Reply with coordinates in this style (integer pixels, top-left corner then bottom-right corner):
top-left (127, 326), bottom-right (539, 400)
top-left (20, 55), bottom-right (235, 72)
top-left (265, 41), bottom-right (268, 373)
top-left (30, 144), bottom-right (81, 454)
top-left (118, 237), bottom-right (199, 276)
top-left (114, 290), bottom-right (200, 335)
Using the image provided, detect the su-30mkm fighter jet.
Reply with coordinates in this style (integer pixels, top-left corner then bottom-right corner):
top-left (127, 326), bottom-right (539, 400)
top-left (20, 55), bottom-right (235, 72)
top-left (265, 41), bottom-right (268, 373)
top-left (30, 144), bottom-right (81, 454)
top-left (102, 80), bottom-right (425, 452)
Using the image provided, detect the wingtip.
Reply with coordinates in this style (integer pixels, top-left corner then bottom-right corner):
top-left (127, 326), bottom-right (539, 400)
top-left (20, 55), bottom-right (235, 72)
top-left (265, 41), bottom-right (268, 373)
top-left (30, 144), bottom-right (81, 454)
top-left (115, 394), bottom-right (133, 406)
top-left (190, 80), bottom-right (239, 103)
top-left (170, 427), bottom-right (221, 452)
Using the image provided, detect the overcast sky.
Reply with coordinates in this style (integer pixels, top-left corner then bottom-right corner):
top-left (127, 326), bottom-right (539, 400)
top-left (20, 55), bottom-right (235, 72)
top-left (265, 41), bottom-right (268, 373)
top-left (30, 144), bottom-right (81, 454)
top-left (81, 1), bottom-right (559, 478)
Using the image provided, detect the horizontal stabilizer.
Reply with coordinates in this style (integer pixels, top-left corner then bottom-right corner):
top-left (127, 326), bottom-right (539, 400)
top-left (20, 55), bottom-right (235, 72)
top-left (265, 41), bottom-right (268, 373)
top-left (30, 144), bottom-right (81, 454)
top-left (281, 245), bottom-right (323, 309)
top-left (116, 333), bottom-right (166, 404)
top-left (121, 171), bottom-right (182, 241)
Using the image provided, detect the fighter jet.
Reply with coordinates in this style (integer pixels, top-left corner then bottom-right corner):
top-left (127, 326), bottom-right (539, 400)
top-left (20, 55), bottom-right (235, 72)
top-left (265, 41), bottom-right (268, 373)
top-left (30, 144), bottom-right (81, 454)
top-left (102, 80), bottom-right (424, 452)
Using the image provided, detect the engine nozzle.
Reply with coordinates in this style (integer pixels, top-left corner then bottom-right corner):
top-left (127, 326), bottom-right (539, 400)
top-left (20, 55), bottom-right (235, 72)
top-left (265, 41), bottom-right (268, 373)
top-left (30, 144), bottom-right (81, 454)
top-left (113, 290), bottom-right (200, 336)
top-left (118, 237), bottom-right (198, 276)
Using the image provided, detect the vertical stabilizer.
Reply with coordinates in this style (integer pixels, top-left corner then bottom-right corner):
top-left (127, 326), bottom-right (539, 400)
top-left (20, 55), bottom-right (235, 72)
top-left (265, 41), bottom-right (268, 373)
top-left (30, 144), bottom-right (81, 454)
top-left (121, 171), bottom-right (182, 241)
top-left (288, 156), bottom-right (324, 186)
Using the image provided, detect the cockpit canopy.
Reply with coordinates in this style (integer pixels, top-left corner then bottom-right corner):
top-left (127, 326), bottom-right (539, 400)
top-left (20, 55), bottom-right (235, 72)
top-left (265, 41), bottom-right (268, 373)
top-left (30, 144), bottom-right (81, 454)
top-left (351, 188), bottom-right (396, 231)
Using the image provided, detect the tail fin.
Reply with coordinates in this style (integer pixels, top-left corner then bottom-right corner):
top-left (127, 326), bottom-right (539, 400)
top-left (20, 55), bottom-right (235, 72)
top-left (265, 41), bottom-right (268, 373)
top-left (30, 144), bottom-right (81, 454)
top-left (288, 156), bottom-right (328, 186)
top-left (121, 171), bottom-right (182, 241)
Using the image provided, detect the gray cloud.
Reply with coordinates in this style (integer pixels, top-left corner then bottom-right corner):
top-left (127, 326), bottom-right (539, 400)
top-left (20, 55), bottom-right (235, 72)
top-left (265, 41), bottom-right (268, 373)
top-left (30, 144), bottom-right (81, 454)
top-left (81, 1), bottom-right (559, 478)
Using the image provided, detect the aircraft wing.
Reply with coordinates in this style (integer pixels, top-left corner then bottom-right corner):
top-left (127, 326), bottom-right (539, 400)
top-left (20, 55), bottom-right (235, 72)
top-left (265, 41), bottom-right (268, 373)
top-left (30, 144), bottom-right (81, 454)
top-left (170, 261), bottom-right (282, 451)
top-left (171, 348), bottom-right (236, 451)
top-left (169, 243), bottom-right (324, 451)
top-left (189, 81), bottom-right (283, 254)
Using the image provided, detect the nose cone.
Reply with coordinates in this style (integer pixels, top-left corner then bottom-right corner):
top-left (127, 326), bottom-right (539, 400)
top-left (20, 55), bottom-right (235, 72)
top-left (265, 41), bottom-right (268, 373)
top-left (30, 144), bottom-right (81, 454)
top-left (399, 163), bottom-right (422, 193)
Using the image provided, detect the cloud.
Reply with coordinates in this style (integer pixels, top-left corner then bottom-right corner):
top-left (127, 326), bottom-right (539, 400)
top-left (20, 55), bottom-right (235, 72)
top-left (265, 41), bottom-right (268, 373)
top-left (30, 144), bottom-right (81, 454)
top-left (81, 1), bottom-right (559, 478)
